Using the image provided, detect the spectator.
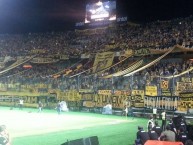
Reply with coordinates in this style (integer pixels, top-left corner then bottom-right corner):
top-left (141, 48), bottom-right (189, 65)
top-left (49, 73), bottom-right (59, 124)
top-left (152, 121), bottom-right (162, 137)
top-left (168, 118), bottom-right (177, 134)
top-left (159, 124), bottom-right (176, 142)
top-left (18, 98), bottom-right (24, 110)
top-left (147, 116), bottom-right (155, 130)
top-left (177, 127), bottom-right (188, 145)
top-left (148, 129), bottom-right (159, 140)
top-left (147, 122), bottom-right (153, 132)
top-left (178, 118), bottom-right (187, 134)
top-left (38, 101), bottom-right (43, 113)
top-left (161, 110), bottom-right (166, 131)
top-left (185, 140), bottom-right (193, 145)
top-left (56, 101), bottom-right (62, 115)
top-left (122, 105), bottom-right (128, 117)
top-left (135, 126), bottom-right (150, 145)
top-left (153, 108), bottom-right (157, 120)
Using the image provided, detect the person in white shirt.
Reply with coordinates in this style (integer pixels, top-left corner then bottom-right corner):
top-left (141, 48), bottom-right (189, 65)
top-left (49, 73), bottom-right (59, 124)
top-left (153, 108), bottom-right (157, 119)
top-left (19, 98), bottom-right (24, 110)
top-left (161, 110), bottom-right (166, 130)
top-left (147, 116), bottom-right (155, 130)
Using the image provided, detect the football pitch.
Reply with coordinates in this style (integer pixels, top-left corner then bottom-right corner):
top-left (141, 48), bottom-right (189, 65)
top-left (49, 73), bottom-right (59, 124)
top-left (0, 107), bottom-right (149, 145)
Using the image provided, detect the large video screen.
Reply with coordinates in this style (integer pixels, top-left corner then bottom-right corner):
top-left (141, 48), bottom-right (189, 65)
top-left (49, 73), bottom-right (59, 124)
top-left (85, 0), bottom-right (116, 23)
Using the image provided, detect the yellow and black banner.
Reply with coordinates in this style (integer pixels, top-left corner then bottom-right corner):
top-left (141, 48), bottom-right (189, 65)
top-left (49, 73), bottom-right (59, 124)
top-left (120, 49), bottom-right (133, 57)
top-left (124, 47), bottom-right (174, 77)
top-left (111, 59), bottom-right (144, 77)
top-left (178, 92), bottom-right (193, 111)
top-left (128, 95), bottom-right (144, 108)
top-left (92, 52), bottom-right (114, 73)
top-left (79, 89), bottom-right (93, 93)
top-left (81, 94), bottom-right (93, 101)
top-left (132, 90), bottom-right (144, 96)
top-left (161, 80), bottom-right (169, 89)
top-left (176, 82), bottom-right (193, 92)
top-left (161, 89), bottom-right (172, 96)
top-left (98, 90), bottom-right (112, 95)
top-left (58, 55), bottom-right (69, 60)
top-left (113, 90), bottom-right (131, 96)
top-left (93, 94), bottom-right (127, 109)
top-left (134, 48), bottom-right (150, 56)
top-left (181, 77), bottom-right (192, 83)
top-left (30, 57), bottom-right (59, 64)
top-left (83, 101), bottom-right (94, 108)
top-left (30, 49), bottom-right (46, 54)
top-left (67, 90), bottom-right (81, 101)
top-left (129, 90), bottom-right (144, 108)
top-left (149, 45), bottom-right (193, 55)
top-left (145, 86), bottom-right (157, 96)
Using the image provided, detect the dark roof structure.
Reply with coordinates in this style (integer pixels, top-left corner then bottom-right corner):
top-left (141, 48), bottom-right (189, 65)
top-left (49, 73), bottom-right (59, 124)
top-left (0, 0), bottom-right (192, 33)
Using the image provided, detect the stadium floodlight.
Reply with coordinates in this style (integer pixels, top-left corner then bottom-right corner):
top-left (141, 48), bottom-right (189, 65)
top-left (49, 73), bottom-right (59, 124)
top-left (105, 5), bottom-right (110, 8)
top-left (96, 1), bottom-right (102, 6)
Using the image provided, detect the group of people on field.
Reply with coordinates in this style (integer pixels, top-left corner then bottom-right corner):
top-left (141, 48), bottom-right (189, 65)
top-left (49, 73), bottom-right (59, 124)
top-left (135, 110), bottom-right (191, 145)
top-left (13, 98), bottom-right (68, 115)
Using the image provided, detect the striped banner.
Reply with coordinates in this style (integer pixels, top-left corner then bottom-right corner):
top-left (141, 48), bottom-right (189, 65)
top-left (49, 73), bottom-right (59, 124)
top-left (124, 47), bottom-right (174, 76)
top-left (0, 55), bottom-right (36, 75)
top-left (113, 59), bottom-right (144, 77)
top-left (158, 67), bottom-right (193, 79)
top-left (80, 52), bottom-right (133, 78)
top-left (103, 58), bottom-right (144, 78)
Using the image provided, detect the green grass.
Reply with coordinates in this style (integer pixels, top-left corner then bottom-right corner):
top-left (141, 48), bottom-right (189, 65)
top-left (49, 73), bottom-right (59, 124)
top-left (0, 107), bottom-right (158, 145)
top-left (13, 120), bottom-right (143, 145)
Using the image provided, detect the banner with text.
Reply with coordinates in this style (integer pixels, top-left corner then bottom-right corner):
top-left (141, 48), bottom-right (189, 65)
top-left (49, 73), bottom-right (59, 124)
top-left (94, 94), bottom-right (128, 109)
top-left (178, 92), bottom-right (193, 111)
top-left (145, 86), bottom-right (158, 96)
top-left (92, 52), bottom-right (114, 73)
top-left (144, 95), bottom-right (178, 111)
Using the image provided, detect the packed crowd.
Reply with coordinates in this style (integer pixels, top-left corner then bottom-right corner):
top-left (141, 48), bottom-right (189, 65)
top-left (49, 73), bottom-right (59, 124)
top-left (0, 16), bottom-right (192, 57)
top-left (0, 16), bottom-right (193, 92)
top-left (1, 58), bottom-right (192, 94)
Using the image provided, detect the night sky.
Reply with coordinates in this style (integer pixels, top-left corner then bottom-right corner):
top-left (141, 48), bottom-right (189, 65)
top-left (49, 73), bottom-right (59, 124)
top-left (0, 0), bottom-right (192, 34)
